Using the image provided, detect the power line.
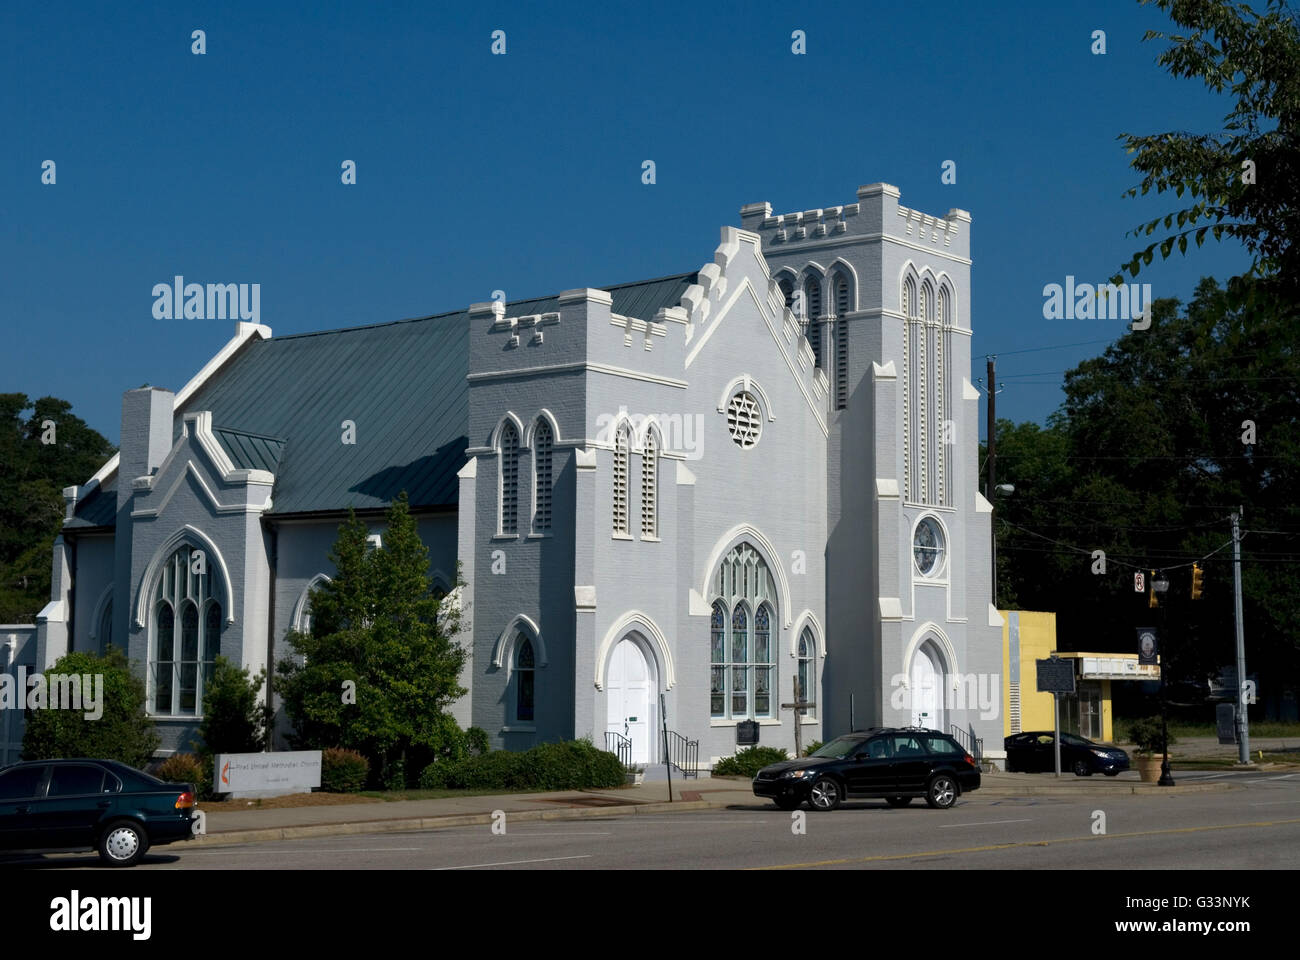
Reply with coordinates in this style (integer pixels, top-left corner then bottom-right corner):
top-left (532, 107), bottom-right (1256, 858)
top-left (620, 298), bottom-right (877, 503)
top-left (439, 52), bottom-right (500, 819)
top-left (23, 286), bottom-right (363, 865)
top-left (982, 338), bottom-right (1116, 358)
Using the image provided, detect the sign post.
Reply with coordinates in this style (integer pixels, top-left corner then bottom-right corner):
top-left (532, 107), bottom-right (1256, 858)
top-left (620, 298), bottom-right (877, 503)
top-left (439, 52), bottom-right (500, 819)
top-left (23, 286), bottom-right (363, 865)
top-left (1036, 657), bottom-right (1076, 779)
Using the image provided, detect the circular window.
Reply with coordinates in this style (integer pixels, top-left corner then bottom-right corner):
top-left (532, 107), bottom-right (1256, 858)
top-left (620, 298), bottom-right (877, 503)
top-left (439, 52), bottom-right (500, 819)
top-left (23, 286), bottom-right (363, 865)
top-left (913, 517), bottom-right (945, 576)
top-left (726, 392), bottom-right (762, 448)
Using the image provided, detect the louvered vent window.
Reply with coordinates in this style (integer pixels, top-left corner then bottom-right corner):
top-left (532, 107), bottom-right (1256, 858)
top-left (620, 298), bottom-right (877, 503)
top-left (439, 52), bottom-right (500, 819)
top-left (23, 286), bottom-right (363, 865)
top-left (613, 426), bottom-right (630, 535)
top-left (533, 419), bottom-right (553, 532)
top-left (500, 421), bottom-right (519, 535)
top-left (641, 430), bottom-right (658, 538)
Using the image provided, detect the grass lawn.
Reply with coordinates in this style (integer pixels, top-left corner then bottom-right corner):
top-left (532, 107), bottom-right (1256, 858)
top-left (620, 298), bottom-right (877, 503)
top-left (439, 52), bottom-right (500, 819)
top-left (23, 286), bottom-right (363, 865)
top-left (1113, 718), bottom-right (1300, 742)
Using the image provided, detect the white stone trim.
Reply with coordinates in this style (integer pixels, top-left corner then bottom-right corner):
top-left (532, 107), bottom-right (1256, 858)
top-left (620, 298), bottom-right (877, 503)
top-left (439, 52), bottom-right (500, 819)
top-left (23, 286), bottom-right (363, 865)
top-left (491, 614), bottom-right (547, 669)
top-left (699, 524), bottom-right (794, 629)
top-left (789, 610), bottom-right (826, 658)
top-left (133, 525), bottom-right (235, 628)
top-left (291, 574), bottom-right (332, 631)
top-left (594, 610), bottom-right (675, 691)
top-left (716, 374), bottom-right (776, 422)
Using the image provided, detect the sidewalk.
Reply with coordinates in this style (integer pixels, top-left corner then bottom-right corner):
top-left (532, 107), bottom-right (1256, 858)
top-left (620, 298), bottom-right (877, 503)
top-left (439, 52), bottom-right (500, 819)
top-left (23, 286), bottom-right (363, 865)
top-left (190, 770), bottom-right (1240, 848)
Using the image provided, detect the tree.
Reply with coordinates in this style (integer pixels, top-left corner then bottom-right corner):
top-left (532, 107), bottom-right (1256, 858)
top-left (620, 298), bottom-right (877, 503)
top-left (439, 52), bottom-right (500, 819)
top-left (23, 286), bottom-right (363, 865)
top-left (993, 280), bottom-right (1300, 703)
top-left (21, 647), bottom-right (160, 768)
top-left (0, 394), bottom-right (116, 622)
top-left (276, 492), bottom-right (469, 786)
top-left (1114, 0), bottom-right (1300, 304)
top-left (196, 656), bottom-right (270, 754)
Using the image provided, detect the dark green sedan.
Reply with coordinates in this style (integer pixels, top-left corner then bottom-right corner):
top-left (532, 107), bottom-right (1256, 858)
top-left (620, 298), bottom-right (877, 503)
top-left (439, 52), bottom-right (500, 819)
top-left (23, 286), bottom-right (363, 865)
top-left (0, 758), bottom-right (197, 866)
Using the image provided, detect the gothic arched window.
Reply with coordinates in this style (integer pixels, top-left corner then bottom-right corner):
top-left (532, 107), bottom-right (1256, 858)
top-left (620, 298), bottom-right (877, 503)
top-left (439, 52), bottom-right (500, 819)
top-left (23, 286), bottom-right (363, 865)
top-left (151, 544), bottom-right (221, 716)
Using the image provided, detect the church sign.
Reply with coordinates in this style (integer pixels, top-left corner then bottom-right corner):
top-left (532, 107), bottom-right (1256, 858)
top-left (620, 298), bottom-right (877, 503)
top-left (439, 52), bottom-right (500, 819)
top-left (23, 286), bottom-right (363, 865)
top-left (215, 750), bottom-right (321, 796)
top-left (1035, 657), bottom-right (1075, 695)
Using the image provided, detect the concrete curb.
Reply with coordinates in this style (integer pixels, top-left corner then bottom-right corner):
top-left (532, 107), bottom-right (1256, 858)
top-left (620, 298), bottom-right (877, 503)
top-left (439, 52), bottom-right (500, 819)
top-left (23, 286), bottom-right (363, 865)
top-left (192, 798), bottom-right (725, 848)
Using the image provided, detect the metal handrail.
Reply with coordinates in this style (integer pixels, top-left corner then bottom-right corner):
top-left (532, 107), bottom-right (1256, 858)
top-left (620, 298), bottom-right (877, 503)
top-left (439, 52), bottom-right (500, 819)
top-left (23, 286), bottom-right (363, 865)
top-left (605, 730), bottom-right (632, 768)
top-left (664, 729), bottom-right (699, 779)
top-left (950, 724), bottom-right (984, 762)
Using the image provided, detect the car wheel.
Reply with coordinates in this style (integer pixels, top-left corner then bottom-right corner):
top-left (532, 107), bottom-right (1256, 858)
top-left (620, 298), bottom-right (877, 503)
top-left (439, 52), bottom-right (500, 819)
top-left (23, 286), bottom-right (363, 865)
top-left (98, 820), bottom-right (148, 867)
top-left (1073, 759), bottom-right (1092, 777)
top-left (1103, 770), bottom-right (1120, 777)
top-left (808, 777), bottom-right (841, 811)
top-left (774, 796), bottom-right (802, 811)
top-left (925, 774), bottom-right (958, 809)
top-left (885, 796), bottom-right (912, 808)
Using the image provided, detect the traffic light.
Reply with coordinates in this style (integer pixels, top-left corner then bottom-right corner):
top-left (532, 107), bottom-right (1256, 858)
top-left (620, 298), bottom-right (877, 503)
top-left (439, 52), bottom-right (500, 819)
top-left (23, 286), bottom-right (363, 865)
top-left (1191, 562), bottom-right (1204, 600)
top-left (1148, 569), bottom-right (1158, 608)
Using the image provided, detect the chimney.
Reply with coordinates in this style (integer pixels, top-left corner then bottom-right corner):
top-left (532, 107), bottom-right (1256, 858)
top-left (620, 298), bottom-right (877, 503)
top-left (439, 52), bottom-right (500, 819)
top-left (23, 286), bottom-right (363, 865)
top-left (118, 387), bottom-right (174, 492)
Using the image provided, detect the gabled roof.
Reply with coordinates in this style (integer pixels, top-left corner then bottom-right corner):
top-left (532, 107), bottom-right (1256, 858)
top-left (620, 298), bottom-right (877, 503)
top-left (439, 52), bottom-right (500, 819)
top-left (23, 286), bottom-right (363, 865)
top-left (66, 272), bottom-right (696, 519)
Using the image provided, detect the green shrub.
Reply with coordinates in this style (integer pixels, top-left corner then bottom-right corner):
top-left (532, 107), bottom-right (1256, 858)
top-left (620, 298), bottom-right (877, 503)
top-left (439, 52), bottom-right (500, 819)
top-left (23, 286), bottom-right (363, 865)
top-left (712, 746), bottom-right (789, 777)
top-left (21, 647), bottom-right (159, 767)
top-left (154, 752), bottom-right (214, 801)
top-left (417, 739), bottom-right (625, 791)
top-left (321, 747), bottom-right (370, 792)
top-left (802, 740), bottom-right (824, 757)
top-left (1127, 717), bottom-right (1176, 754)
top-left (197, 656), bottom-right (269, 754)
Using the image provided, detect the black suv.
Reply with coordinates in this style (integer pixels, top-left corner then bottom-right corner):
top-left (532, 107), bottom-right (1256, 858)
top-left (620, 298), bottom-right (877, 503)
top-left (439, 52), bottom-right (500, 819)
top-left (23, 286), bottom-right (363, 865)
top-left (752, 728), bottom-right (980, 811)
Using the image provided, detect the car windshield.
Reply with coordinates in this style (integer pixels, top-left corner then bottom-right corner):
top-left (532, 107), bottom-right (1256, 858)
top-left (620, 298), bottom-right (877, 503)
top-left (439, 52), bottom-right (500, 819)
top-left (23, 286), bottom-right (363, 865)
top-left (1060, 733), bottom-right (1092, 747)
top-left (810, 736), bottom-right (866, 759)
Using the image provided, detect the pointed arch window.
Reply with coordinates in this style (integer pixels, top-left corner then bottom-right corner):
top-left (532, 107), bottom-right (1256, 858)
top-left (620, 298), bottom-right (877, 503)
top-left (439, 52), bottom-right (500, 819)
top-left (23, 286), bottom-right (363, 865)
top-left (903, 276), bottom-right (919, 502)
top-left (709, 544), bottom-right (778, 720)
top-left (778, 276), bottom-right (795, 312)
top-left (150, 544), bottom-right (221, 716)
top-left (97, 599), bottom-right (114, 655)
top-left (938, 288), bottom-right (953, 506)
top-left (613, 423), bottom-right (631, 535)
top-left (797, 628), bottom-right (816, 717)
top-left (641, 429), bottom-right (658, 538)
top-left (515, 636), bottom-right (535, 723)
top-left (499, 420), bottom-right (520, 535)
top-left (532, 418), bottom-right (553, 533)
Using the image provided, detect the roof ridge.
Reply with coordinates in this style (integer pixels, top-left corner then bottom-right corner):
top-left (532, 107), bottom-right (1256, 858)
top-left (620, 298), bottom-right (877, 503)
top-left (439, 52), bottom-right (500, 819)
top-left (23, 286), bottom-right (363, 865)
top-left (260, 271), bottom-right (698, 342)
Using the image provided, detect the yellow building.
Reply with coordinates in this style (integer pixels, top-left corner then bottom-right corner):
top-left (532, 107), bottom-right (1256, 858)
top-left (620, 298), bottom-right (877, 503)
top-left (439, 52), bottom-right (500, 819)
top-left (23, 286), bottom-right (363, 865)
top-left (1001, 610), bottom-right (1158, 744)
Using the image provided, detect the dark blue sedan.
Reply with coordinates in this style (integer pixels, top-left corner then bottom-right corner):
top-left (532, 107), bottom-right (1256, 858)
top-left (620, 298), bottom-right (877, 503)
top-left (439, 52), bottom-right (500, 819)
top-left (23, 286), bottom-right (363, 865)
top-left (0, 758), bottom-right (197, 866)
top-left (1005, 731), bottom-right (1131, 776)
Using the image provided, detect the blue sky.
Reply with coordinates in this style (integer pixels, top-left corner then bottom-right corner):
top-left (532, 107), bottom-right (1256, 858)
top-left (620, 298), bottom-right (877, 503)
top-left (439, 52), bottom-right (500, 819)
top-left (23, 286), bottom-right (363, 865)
top-left (1, 0), bottom-right (1249, 445)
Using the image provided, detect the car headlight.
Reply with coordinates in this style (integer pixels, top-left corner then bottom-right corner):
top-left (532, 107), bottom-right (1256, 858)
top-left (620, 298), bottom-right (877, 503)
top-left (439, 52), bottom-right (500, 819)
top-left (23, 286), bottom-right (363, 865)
top-left (782, 769), bottom-right (813, 779)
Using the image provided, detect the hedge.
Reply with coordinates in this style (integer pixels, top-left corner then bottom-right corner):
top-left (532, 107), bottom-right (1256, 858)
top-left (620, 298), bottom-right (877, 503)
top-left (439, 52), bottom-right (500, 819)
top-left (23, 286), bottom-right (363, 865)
top-left (419, 738), bottom-right (625, 791)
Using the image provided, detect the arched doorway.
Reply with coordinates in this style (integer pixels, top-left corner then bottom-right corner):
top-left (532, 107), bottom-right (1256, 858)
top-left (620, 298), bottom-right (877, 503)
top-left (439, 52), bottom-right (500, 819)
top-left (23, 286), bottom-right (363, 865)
top-left (910, 643), bottom-right (945, 731)
top-left (606, 638), bottom-right (653, 764)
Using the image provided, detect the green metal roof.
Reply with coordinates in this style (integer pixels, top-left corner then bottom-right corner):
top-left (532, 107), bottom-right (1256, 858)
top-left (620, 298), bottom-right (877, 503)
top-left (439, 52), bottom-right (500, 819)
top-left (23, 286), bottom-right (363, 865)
top-left (73, 272), bottom-right (697, 520)
top-left (213, 427), bottom-right (286, 474)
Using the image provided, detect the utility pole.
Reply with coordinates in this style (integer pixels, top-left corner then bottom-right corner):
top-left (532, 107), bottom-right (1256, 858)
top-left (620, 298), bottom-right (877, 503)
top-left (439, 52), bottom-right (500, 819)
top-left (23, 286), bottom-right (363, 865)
top-left (981, 357), bottom-right (1004, 604)
top-left (1232, 508), bottom-right (1250, 764)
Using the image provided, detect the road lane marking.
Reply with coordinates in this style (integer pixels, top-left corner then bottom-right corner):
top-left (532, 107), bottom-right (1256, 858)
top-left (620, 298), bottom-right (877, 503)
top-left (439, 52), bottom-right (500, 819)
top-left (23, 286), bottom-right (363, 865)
top-left (1250, 799), bottom-right (1300, 806)
top-left (432, 855), bottom-right (592, 870)
top-left (1268, 775), bottom-right (1297, 781)
top-left (938, 819), bottom-right (1032, 828)
top-left (748, 817), bottom-right (1300, 869)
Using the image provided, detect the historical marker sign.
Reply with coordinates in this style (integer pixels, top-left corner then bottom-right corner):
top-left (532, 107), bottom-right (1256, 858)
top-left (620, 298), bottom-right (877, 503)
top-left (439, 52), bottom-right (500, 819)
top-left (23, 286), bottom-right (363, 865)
top-left (736, 720), bottom-right (759, 746)
top-left (1036, 657), bottom-right (1075, 695)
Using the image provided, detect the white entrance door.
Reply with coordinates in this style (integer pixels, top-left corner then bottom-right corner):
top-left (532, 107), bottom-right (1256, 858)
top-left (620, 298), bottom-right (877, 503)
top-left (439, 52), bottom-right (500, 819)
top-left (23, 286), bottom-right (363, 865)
top-left (606, 639), bottom-right (652, 764)
top-left (910, 647), bottom-right (942, 731)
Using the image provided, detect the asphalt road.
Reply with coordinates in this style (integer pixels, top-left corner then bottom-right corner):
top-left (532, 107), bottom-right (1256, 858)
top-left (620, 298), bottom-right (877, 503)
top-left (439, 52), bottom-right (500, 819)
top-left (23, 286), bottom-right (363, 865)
top-left (8, 769), bottom-right (1298, 871)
